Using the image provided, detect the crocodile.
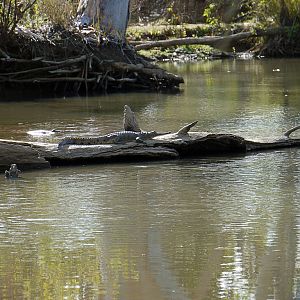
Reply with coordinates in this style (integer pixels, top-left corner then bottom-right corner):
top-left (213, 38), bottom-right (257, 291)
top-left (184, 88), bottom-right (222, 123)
top-left (57, 130), bottom-right (166, 149)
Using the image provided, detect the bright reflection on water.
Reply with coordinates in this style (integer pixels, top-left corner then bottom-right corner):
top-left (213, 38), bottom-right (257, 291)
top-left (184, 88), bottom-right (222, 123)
top-left (1, 59), bottom-right (300, 299)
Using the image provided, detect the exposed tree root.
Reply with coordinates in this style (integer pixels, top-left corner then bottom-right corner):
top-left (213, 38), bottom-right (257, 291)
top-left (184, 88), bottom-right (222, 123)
top-left (0, 27), bottom-right (184, 97)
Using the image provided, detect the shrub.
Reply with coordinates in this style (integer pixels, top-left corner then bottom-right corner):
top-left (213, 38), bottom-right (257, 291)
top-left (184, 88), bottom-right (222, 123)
top-left (252, 0), bottom-right (300, 26)
top-left (39, 0), bottom-right (77, 28)
top-left (0, 0), bottom-right (37, 42)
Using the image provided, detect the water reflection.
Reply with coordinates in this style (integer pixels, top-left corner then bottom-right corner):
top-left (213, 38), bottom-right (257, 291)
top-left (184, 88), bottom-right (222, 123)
top-left (0, 59), bottom-right (300, 299)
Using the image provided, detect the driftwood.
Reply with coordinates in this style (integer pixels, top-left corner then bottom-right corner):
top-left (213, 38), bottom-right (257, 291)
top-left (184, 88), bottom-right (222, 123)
top-left (1, 124), bottom-right (300, 171)
top-left (123, 105), bottom-right (141, 132)
top-left (134, 27), bottom-right (285, 51)
top-left (1, 106), bottom-right (300, 171)
top-left (0, 141), bottom-right (50, 172)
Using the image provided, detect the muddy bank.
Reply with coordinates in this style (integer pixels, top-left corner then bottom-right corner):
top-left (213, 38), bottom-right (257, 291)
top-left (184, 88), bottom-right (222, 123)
top-left (0, 27), bottom-right (184, 100)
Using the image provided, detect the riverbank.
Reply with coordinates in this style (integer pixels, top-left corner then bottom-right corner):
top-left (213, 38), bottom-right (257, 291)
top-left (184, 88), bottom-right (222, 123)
top-left (1, 21), bottom-right (299, 99)
top-left (127, 22), bottom-right (300, 62)
top-left (127, 22), bottom-right (251, 61)
top-left (0, 26), bottom-right (184, 100)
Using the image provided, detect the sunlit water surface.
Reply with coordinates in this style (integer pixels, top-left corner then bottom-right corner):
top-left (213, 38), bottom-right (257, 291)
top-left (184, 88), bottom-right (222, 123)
top-left (1, 59), bottom-right (300, 299)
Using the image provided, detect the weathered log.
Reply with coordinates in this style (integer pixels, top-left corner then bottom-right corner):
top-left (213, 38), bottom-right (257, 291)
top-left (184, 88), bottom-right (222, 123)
top-left (0, 141), bottom-right (50, 172)
top-left (123, 104), bottom-right (141, 132)
top-left (2, 77), bottom-right (97, 83)
top-left (111, 61), bottom-right (184, 86)
top-left (245, 137), bottom-right (300, 151)
top-left (141, 130), bottom-right (247, 156)
top-left (43, 143), bottom-right (179, 164)
top-left (0, 139), bottom-right (179, 167)
top-left (134, 27), bottom-right (286, 51)
top-left (1, 124), bottom-right (300, 170)
top-left (283, 125), bottom-right (300, 138)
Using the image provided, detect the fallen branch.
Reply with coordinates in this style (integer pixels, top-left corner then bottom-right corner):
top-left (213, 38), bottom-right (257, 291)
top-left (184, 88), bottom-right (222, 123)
top-left (134, 27), bottom-right (285, 51)
top-left (107, 76), bottom-right (137, 83)
top-left (2, 77), bottom-right (97, 83)
top-left (0, 48), bottom-right (10, 59)
top-left (0, 55), bottom-right (87, 77)
top-left (111, 62), bottom-right (184, 85)
top-left (284, 125), bottom-right (300, 138)
top-left (41, 55), bottom-right (87, 65)
top-left (0, 57), bottom-right (43, 63)
top-left (49, 68), bottom-right (81, 74)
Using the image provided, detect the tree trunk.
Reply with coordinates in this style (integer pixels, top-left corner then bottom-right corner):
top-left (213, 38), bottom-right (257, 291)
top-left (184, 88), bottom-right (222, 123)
top-left (77, 0), bottom-right (130, 40)
top-left (134, 27), bottom-right (286, 51)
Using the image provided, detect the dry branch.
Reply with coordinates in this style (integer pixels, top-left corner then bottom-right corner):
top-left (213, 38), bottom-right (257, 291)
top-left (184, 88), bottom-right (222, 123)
top-left (134, 27), bottom-right (285, 50)
top-left (49, 68), bottom-right (81, 74)
top-left (2, 77), bottom-right (97, 83)
top-left (40, 55), bottom-right (87, 65)
top-left (0, 48), bottom-right (10, 59)
top-left (283, 125), bottom-right (300, 138)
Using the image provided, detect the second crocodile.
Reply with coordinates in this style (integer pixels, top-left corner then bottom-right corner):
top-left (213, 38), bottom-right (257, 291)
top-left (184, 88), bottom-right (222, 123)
top-left (58, 130), bottom-right (166, 149)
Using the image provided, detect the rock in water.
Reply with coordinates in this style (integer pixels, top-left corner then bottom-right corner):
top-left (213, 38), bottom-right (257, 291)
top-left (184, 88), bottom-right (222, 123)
top-left (5, 164), bottom-right (21, 179)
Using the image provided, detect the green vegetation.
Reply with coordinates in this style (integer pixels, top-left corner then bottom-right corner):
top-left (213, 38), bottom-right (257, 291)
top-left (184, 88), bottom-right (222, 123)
top-left (0, 0), bottom-right (300, 57)
top-left (129, 0), bottom-right (300, 59)
top-left (0, 0), bottom-right (76, 43)
top-left (131, 0), bottom-right (300, 27)
top-left (0, 0), bottom-right (37, 42)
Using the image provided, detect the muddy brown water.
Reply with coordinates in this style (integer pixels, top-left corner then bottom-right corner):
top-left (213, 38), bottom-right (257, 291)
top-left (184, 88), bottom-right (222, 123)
top-left (0, 59), bottom-right (300, 299)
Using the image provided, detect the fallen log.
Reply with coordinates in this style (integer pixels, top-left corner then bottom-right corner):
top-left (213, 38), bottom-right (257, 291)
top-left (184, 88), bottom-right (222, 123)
top-left (0, 139), bottom-right (179, 169)
top-left (0, 141), bottom-right (50, 172)
top-left (1, 125), bottom-right (300, 171)
top-left (143, 132), bottom-right (247, 156)
top-left (1, 106), bottom-right (300, 171)
top-left (134, 27), bottom-right (285, 51)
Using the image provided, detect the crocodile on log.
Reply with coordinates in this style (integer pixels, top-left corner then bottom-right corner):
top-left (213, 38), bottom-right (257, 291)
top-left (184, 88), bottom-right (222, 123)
top-left (1, 105), bottom-right (300, 170)
top-left (57, 105), bottom-right (170, 149)
top-left (57, 130), bottom-right (165, 149)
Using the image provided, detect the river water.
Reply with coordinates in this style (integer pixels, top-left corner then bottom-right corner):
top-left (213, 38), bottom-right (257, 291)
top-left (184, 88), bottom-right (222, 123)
top-left (0, 59), bottom-right (300, 299)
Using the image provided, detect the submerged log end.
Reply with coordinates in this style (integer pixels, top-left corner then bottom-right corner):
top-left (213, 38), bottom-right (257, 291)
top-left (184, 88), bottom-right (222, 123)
top-left (283, 125), bottom-right (300, 139)
top-left (0, 142), bottom-right (50, 172)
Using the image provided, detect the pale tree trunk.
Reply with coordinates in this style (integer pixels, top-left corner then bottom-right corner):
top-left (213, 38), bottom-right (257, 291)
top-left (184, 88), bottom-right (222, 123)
top-left (77, 0), bottom-right (130, 40)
